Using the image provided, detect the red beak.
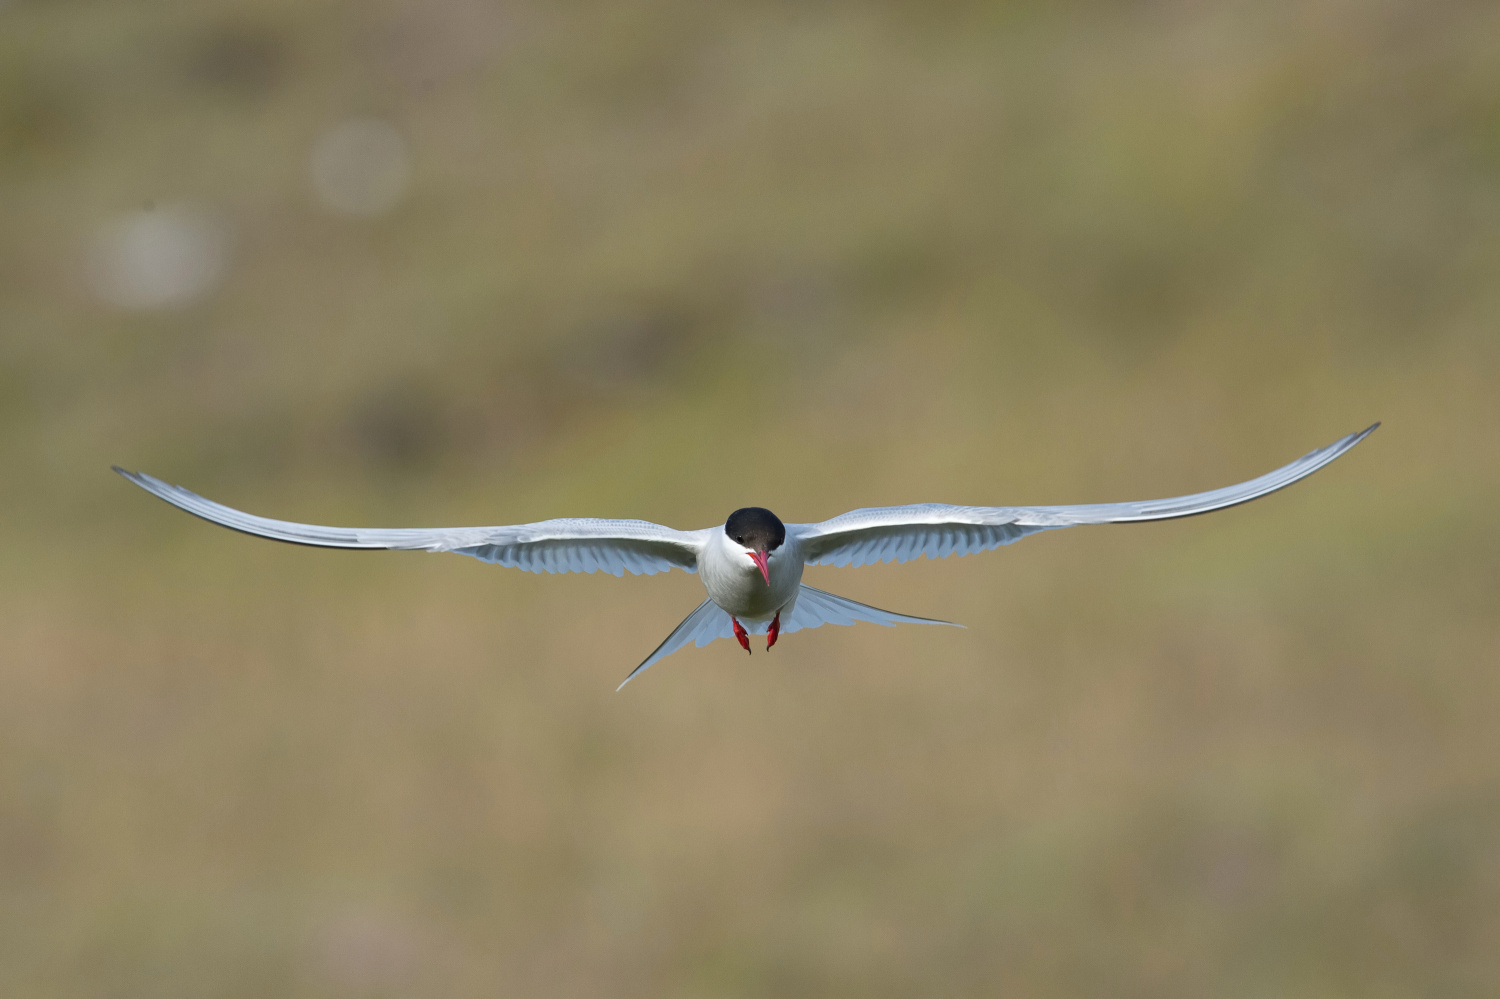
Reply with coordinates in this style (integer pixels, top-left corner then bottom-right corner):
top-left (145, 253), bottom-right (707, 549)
top-left (748, 549), bottom-right (771, 585)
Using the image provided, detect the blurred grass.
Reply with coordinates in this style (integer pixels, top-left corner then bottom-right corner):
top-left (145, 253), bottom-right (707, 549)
top-left (2, 0), bottom-right (1499, 996)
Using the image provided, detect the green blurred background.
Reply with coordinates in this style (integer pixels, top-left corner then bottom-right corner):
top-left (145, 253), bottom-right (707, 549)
top-left (2, 1), bottom-right (1498, 996)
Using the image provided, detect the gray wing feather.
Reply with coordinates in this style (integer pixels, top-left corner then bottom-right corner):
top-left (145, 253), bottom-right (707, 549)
top-left (795, 424), bottom-right (1377, 567)
top-left (115, 468), bottom-right (703, 577)
top-left (617, 599), bottom-right (736, 689)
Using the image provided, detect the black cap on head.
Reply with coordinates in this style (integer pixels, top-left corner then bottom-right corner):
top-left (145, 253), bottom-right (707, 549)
top-left (724, 507), bottom-right (785, 552)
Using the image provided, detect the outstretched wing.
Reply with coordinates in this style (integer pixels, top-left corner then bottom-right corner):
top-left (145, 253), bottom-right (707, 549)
top-left (794, 424), bottom-right (1377, 568)
top-left (115, 468), bottom-right (704, 576)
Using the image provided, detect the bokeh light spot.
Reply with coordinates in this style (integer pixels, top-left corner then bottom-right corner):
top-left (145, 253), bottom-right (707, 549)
top-left (85, 203), bottom-right (231, 310)
top-left (309, 117), bottom-right (411, 217)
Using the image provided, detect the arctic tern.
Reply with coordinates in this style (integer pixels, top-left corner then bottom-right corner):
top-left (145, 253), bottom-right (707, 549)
top-left (115, 423), bottom-right (1376, 687)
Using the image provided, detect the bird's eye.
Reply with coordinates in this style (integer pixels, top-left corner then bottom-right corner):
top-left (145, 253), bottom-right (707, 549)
top-left (735, 536), bottom-right (744, 544)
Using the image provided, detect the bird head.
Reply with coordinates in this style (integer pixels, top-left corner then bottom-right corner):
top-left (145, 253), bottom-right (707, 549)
top-left (724, 507), bottom-right (785, 585)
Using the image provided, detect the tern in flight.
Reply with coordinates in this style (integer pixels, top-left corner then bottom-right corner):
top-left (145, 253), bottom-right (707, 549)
top-left (116, 424), bottom-right (1376, 687)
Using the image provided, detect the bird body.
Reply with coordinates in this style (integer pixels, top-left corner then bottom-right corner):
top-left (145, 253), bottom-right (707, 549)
top-left (115, 424), bottom-right (1377, 687)
top-left (700, 510), bottom-right (802, 624)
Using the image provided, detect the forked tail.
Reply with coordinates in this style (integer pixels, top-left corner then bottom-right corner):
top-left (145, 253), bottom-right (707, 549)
top-left (618, 585), bottom-right (961, 689)
top-left (781, 584), bottom-right (962, 634)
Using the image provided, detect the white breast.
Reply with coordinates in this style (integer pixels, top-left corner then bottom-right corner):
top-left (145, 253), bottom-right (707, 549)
top-left (698, 529), bottom-right (804, 624)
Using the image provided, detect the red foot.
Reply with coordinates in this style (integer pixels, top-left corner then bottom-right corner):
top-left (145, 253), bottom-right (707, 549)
top-left (766, 612), bottom-right (780, 651)
top-left (732, 617), bottom-right (751, 654)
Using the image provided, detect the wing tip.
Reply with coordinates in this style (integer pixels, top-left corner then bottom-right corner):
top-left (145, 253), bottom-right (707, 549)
top-left (114, 466), bottom-right (172, 493)
top-left (1321, 421), bottom-right (1378, 461)
top-left (616, 665), bottom-right (649, 691)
